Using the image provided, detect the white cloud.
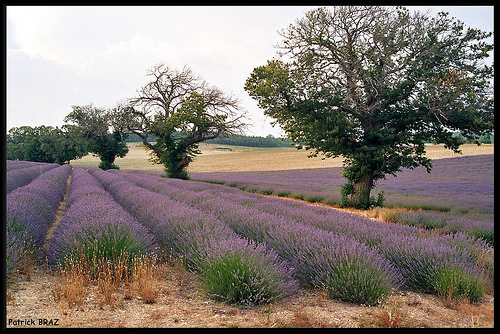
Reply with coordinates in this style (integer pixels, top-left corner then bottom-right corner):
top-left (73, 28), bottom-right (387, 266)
top-left (6, 6), bottom-right (493, 137)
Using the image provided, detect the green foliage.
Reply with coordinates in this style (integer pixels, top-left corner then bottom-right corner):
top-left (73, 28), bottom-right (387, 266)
top-left (259, 189), bottom-right (274, 195)
top-left (201, 252), bottom-right (286, 306)
top-left (65, 105), bottom-right (129, 168)
top-left (317, 259), bottom-right (395, 306)
top-left (304, 195), bottom-right (324, 203)
top-left (207, 134), bottom-right (293, 148)
top-left (98, 161), bottom-right (120, 170)
top-left (6, 125), bottom-right (88, 164)
top-left (341, 183), bottom-right (385, 209)
top-left (60, 224), bottom-right (149, 274)
top-left (432, 266), bottom-right (485, 302)
top-left (244, 6), bottom-right (494, 209)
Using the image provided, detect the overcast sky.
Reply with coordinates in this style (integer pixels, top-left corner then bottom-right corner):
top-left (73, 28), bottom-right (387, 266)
top-left (6, 6), bottom-right (494, 137)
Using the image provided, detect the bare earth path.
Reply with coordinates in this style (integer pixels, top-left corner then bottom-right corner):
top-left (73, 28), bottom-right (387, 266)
top-left (5, 264), bottom-right (494, 328)
top-left (43, 170), bottom-right (72, 254)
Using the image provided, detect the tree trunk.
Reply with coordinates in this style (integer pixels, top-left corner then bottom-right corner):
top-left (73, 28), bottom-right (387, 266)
top-left (163, 149), bottom-right (191, 180)
top-left (350, 172), bottom-right (375, 209)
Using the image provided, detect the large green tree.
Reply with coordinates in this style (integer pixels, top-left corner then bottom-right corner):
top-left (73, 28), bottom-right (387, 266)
top-left (40, 125), bottom-right (89, 164)
top-left (65, 104), bottom-right (129, 170)
top-left (245, 6), bottom-right (494, 208)
top-left (115, 63), bottom-right (247, 179)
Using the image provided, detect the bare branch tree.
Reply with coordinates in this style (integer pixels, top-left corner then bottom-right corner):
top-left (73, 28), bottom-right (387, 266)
top-left (114, 62), bottom-right (247, 179)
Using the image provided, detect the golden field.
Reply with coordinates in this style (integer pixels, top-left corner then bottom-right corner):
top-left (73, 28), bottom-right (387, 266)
top-left (70, 143), bottom-right (494, 173)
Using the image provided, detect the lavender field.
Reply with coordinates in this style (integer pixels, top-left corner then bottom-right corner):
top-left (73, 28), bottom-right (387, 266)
top-left (191, 154), bottom-right (494, 244)
top-left (5, 155), bottom-right (494, 306)
top-left (191, 154), bottom-right (494, 213)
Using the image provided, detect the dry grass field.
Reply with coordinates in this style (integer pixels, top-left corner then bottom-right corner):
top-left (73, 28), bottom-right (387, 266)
top-left (70, 143), bottom-right (494, 173)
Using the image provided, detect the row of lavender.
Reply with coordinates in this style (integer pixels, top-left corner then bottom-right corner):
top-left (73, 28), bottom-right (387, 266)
top-left (5, 159), bottom-right (492, 305)
top-left (112, 170), bottom-right (493, 302)
top-left (47, 167), bottom-right (157, 267)
top-left (6, 163), bottom-right (296, 306)
top-left (7, 160), bottom-right (60, 194)
top-left (190, 155), bottom-right (494, 213)
top-left (190, 155), bottom-right (494, 240)
top-left (85, 168), bottom-right (299, 306)
top-left (104, 169), bottom-right (401, 305)
top-left (6, 164), bottom-right (72, 277)
top-left (7, 160), bottom-right (49, 171)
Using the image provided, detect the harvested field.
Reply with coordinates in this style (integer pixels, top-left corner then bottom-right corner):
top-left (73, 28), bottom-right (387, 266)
top-left (70, 143), bottom-right (494, 173)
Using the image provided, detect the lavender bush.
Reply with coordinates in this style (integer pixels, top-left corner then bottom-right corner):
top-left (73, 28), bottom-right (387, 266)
top-left (6, 162), bottom-right (59, 193)
top-left (48, 167), bottom-right (157, 268)
top-left (387, 210), bottom-right (494, 245)
top-left (6, 164), bottom-right (72, 274)
top-left (6, 229), bottom-right (26, 279)
top-left (117, 171), bottom-right (491, 302)
top-left (89, 168), bottom-right (298, 306)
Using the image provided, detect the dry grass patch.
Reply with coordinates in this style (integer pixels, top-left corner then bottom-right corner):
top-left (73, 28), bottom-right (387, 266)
top-left (54, 252), bottom-right (174, 310)
top-left (131, 255), bottom-right (168, 304)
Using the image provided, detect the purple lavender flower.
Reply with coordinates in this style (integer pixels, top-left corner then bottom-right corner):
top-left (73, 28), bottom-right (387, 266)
top-left (190, 154), bottom-right (494, 214)
top-left (111, 170), bottom-right (402, 305)
top-left (48, 167), bottom-right (157, 266)
top-left (6, 162), bottom-right (60, 193)
top-left (6, 164), bottom-right (71, 249)
top-left (117, 169), bottom-right (490, 302)
top-left (6, 164), bottom-right (71, 275)
top-left (89, 167), bottom-right (299, 305)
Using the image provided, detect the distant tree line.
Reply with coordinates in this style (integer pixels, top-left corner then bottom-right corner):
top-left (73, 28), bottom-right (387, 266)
top-left (124, 132), bottom-right (294, 148)
top-left (206, 134), bottom-right (294, 147)
top-left (6, 124), bottom-right (291, 167)
top-left (452, 132), bottom-right (494, 144)
top-left (6, 125), bottom-right (88, 165)
top-left (7, 105), bottom-right (129, 169)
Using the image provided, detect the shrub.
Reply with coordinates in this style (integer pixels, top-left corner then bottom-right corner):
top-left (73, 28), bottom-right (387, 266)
top-left (98, 161), bottom-right (120, 170)
top-left (432, 265), bottom-right (486, 302)
top-left (276, 190), bottom-right (291, 197)
top-left (259, 189), bottom-right (274, 195)
top-left (202, 242), bottom-right (298, 306)
top-left (48, 167), bottom-right (156, 267)
top-left (304, 195), bottom-right (324, 203)
top-left (379, 235), bottom-right (486, 302)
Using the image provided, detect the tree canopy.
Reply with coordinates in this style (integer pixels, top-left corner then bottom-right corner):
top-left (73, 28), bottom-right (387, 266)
top-left (245, 6), bottom-right (494, 208)
top-left (65, 104), bottom-right (129, 170)
top-left (6, 125), bottom-right (88, 164)
top-left (115, 63), bottom-right (247, 179)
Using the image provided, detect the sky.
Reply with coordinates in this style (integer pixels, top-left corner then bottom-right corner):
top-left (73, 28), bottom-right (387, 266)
top-left (6, 6), bottom-right (494, 138)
